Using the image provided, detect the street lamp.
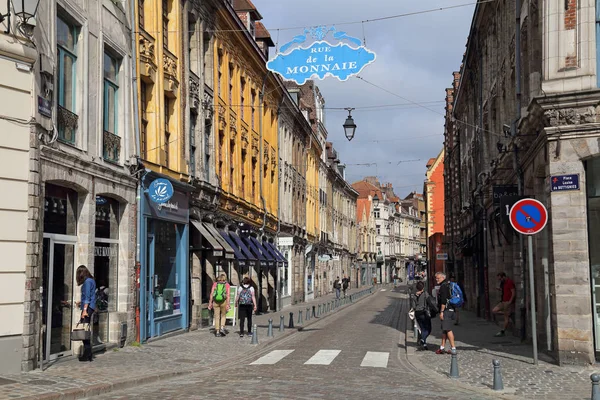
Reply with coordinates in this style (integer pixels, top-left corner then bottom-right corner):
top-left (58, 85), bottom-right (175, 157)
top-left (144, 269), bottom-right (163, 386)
top-left (343, 108), bottom-right (356, 141)
top-left (0, 0), bottom-right (41, 29)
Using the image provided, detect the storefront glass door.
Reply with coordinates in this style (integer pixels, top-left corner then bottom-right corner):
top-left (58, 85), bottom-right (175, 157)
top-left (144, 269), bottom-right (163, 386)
top-left (42, 235), bottom-right (77, 361)
top-left (587, 157), bottom-right (600, 357)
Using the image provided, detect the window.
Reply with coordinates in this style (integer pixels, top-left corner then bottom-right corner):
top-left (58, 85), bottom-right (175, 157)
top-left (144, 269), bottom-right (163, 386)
top-left (103, 51), bottom-right (120, 163)
top-left (229, 142), bottom-right (235, 193)
top-left (140, 83), bottom-right (148, 159)
top-left (94, 196), bottom-right (120, 344)
top-left (56, 16), bottom-right (78, 144)
top-left (217, 51), bottom-right (223, 97)
top-left (190, 112), bottom-right (197, 176)
top-left (162, 0), bottom-right (169, 49)
top-left (240, 78), bottom-right (245, 120)
top-left (152, 220), bottom-right (184, 319)
top-left (204, 119), bottom-right (211, 177)
top-left (251, 90), bottom-right (256, 130)
top-left (138, 0), bottom-right (145, 29)
top-left (228, 63), bottom-right (234, 105)
top-left (164, 96), bottom-right (171, 167)
top-left (241, 152), bottom-right (246, 198)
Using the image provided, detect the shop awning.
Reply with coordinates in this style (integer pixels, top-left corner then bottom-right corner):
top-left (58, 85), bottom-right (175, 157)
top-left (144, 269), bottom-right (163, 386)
top-left (243, 236), bottom-right (267, 267)
top-left (229, 232), bottom-right (257, 262)
top-left (191, 220), bottom-right (224, 258)
top-left (219, 230), bottom-right (246, 265)
top-left (250, 237), bottom-right (276, 265)
top-left (265, 242), bottom-right (286, 263)
top-left (203, 223), bottom-right (234, 259)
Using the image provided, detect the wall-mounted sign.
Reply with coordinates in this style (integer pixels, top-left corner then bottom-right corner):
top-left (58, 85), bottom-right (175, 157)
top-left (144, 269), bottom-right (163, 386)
top-left (148, 178), bottom-right (174, 204)
top-left (267, 26), bottom-right (376, 85)
top-left (38, 96), bottom-right (52, 118)
top-left (551, 174), bottom-right (580, 192)
top-left (96, 195), bottom-right (108, 205)
top-left (436, 253), bottom-right (448, 260)
top-left (493, 185), bottom-right (519, 206)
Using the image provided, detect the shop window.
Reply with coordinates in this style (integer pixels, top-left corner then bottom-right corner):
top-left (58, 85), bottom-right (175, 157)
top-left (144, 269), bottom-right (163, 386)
top-left (44, 184), bottom-right (78, 234)
top-left (94, 196), bottom-right (120, 345)
top-left (281, 251), bottom-right (289, 297)
top-left (153, 220), bottom-right (183, 318)
top-left (56, 15), bottom-right (79, 145)
top-left (587, 157), bottom-right (600, 353)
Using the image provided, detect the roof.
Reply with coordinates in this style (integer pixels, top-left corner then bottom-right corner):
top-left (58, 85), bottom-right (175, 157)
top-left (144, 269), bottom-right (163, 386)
top-left (426, 158), bottom-right (436, 168)
top-left (357, 199), bottom-right (371, 223)
top-left (351, 180), bottom-right (383, 200)
top-left (232, 0), bottom-right (263, 19)
top-left (254, 22), bottom-right (275, 46)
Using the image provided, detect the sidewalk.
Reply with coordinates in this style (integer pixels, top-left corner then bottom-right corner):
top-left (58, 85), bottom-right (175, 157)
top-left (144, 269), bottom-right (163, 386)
top-left (0, 285), bottom-right (381, 400)
top-left (406, 308), bottom-right (597, 399)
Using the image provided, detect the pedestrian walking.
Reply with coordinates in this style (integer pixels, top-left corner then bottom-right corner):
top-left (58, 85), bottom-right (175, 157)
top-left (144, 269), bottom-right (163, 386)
top-left (333, 276), bottom-right (341, 299)
top-left (492, 272), bottom-right (516, 337)
top-left (342, 274), bottom-right (350, 297)
top-left (75, 265), bottom-right (96, 362)
top-left (235, 277), bottom-right (257, 338)
top-left (410, 281), bottom-right (438, 350)
top-left (435, 272), bottom-right (457, 354)
top-left (208, 274), bottom-right (230, 337)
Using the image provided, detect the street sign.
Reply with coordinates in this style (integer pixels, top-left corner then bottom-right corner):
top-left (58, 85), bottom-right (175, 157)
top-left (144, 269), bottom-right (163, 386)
top-left (509, 198), bottom-right (548, 235)
top-left (551, 174), bottom-right (580, 192)
top-left (436, 253), bottom-right (448, 260)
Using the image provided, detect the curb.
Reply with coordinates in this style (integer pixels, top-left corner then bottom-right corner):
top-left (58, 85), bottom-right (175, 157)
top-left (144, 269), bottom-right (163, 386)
top-left (26, 286), bottom-right (384, 400)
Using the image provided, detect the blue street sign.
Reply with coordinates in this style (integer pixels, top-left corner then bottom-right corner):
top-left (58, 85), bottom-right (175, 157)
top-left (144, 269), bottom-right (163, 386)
top-left (148, 178), bottom-right (174, 204)
top-left (408, 262), bottom-right (415, 280)
top-left (267, 26), bottom-right (376, 85)
top-left (551, 174), bottom-right (579, 192)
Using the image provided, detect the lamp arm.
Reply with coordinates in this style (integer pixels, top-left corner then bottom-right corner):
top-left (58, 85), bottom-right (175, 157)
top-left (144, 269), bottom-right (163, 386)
top-left (1, 0), bottom-right (11, 34)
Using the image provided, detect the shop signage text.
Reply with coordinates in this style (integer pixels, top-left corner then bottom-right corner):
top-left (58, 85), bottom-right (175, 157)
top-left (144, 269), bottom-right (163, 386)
top-left (436, 253), bottom-right (448, 260)
top-left (493, 185), bottom-right (519, 206)
top-left (551, 174), bottom-right (580, 192)
top-left (267, 26), bottom-right (376, 85)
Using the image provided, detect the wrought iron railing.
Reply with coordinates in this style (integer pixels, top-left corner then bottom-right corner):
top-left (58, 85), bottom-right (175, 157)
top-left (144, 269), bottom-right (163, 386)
top-left (103, 130), bottom-right (121, 164)
top-left (57, 105), bottom-right (78, 144)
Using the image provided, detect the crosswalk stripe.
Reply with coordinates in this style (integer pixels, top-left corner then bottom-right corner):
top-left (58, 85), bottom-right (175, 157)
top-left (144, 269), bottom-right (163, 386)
top-left (250, 350), bottom-right (294, 365)
top-left (360, 351), bottom-right (389, 368)
top-left (304, 349), bottom-right (341, 365)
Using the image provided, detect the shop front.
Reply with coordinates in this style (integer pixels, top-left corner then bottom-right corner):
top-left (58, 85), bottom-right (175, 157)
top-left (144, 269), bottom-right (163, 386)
top-left (140, 175), bottom-right (190, 340)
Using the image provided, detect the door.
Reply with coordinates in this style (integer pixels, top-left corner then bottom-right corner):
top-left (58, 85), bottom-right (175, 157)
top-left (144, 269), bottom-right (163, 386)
top-left (42, 235), bottom-right (77, 361)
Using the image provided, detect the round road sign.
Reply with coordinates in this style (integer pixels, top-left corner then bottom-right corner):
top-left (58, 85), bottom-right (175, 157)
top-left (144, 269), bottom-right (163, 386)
top-left (509, 198), bottom-right (548, 235)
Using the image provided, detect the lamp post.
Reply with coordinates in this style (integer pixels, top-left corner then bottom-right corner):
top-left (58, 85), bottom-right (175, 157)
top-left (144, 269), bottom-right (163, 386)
top-left (372, 193), bottom-right (380, 208)
top-left (343, 108), bottom-right (356, 141)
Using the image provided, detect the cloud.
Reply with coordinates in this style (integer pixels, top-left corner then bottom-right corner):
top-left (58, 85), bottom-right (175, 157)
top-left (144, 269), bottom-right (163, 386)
top-left (254, 0), bottom-right (475, 197)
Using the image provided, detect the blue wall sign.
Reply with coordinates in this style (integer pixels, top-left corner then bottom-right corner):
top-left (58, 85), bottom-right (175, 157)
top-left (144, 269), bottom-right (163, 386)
top-left (551, 174), bottom-right (580, 192)
top-left (267, 26), bottom-right (376, 85)
top-left (148, 178), bottom-right (174, 204)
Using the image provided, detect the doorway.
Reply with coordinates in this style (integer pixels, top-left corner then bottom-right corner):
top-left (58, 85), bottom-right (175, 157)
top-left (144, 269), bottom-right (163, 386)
top-left (42, 235), bottom-right (77, 361)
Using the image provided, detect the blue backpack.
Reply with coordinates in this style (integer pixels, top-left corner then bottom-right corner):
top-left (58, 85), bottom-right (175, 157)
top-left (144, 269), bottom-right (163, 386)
top-left (448, 282), bottom-right (464, 308)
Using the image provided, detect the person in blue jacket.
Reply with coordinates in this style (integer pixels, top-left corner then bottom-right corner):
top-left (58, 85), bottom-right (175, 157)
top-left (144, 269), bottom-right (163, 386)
top-left (76, 265), bottom-right (96, 362)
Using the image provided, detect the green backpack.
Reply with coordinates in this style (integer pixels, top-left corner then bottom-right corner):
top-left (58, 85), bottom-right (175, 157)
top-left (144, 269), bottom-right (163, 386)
top-left (213, 282), bottom-right (227, 303)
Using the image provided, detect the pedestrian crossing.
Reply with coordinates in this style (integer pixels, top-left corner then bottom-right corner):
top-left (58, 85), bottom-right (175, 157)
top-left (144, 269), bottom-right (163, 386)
top-left (249, 349), bottom-right (390, 368)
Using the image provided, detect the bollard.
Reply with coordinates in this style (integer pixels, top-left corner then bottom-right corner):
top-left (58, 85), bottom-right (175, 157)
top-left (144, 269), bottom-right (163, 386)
top-left (592, 374), bottom-right (600, 400)
top-left (307, 307), bottom-right (311, 321)
top-left (492, 360), bottom-right (504, 391)
top-left (298, 310), bottom-right (303, 325)
top-left (267, 318), bottom-right (274, 337)
top-left (312, 305), bottom-right (316, 318)
top-left (251, 324), bottom-right (259, 344)
top-left (327, 302), bottom-right (331, 312)
top-left (317, 304), bottom-right (321, 317)
top-left (279, 315), bottom-right (285, 332)
top-left (413, 319), bottom-right (418, 339)
top-left (288, 312), bottom-right (295, 329)
top-left (449, 350), bottom-right (459, 378)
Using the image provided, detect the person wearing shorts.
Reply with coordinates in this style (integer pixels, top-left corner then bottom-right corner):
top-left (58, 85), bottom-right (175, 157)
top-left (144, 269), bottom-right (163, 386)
top-left (492, 272), bottom-right (515, 337)
top-left (435, 272), bottom-right (457, 354)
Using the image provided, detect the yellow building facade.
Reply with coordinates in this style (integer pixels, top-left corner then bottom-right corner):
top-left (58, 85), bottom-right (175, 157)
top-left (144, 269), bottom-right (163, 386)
top-left (306, 139), bottom-right (321, 242)
top-left (213, 7), bottom-right (280, 231)
top-left (136, 0), bottom-right (188, 179)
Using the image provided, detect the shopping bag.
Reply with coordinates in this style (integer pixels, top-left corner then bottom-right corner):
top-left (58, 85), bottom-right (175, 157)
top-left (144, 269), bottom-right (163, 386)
top-left (71, 322), bottom-right (91, 341)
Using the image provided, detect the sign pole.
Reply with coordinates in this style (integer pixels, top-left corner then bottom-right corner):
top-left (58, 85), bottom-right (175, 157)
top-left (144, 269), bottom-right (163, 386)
top-left (527, 235), bottom-right (538, 365)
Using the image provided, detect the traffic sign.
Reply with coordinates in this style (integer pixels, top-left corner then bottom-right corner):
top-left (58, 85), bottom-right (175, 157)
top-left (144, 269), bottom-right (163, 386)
top-left (509, 198), bottom-right (548, 235)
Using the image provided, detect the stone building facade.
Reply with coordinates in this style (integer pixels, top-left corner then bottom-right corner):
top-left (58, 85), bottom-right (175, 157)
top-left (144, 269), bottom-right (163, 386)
top-left (446, 0), bottom-right (600, 365)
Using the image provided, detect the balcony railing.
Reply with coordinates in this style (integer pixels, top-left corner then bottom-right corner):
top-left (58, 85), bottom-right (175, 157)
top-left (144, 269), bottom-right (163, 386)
top-left (103, 131), bottom-right (121, 164)
top-left (57, 105), bottom-right (78, 144)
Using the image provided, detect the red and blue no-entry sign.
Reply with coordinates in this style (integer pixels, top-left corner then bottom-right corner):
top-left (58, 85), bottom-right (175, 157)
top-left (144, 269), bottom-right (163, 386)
top-left (509, 198), bottom-right (548, 235)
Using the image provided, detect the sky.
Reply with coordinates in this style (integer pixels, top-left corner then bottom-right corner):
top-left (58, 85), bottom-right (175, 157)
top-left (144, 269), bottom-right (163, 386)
top-left (252, 0), bottom-right (476, 198)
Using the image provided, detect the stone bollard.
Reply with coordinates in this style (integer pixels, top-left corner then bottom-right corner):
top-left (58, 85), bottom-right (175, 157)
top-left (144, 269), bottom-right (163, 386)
top-left (492, 360), bottom-right (504, 391)
top-left (307, 307), bottom-right (311, 321)
top-left (449, 350), bottom-right (459, 378)
top-left (298, 310), bottom-right (303, 325)
top-left (267, 318), bottom-right (273, 337)
top-left (312, 305), bottom-right (316, 318)
top-left (317, 304), bottom-right (321, 317)
top-left (288, 312), bottom-right (295, 329)
top-left (279, 315), bottom-right (285, 332)
top-left (251, 324), bottom-right (259, 345)
top-left (592, 374), bottom-right (600, 400)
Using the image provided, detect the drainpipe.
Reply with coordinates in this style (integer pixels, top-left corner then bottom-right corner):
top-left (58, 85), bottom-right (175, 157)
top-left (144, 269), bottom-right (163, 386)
top-left (276, 97), bottom-right (284, 311)
top-left (259, 74), bottom-right (269, 232)
top-left (513, 0), bottom-right (527, 341)
top-left (129, 0), bottom-right (143, 343)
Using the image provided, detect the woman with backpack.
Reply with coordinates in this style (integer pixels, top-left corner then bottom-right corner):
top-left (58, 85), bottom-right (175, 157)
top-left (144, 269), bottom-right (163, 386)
top-left (208, 274), bottom-right (230, 337)
top-left (410, 281), bottom-right (438, 350)
top-left (235, 277), bottom-right (257, 338)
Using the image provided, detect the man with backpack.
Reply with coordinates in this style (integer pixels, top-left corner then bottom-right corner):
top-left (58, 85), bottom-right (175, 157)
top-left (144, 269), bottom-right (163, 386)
top-left (333, 277), bottom-right (342, 299)
top-left (208, 274), bottom-right (230, 337)
top-left (435, 271), bottom-right (462, 354)
top-left (410, 281), bottom-right (438, 350)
